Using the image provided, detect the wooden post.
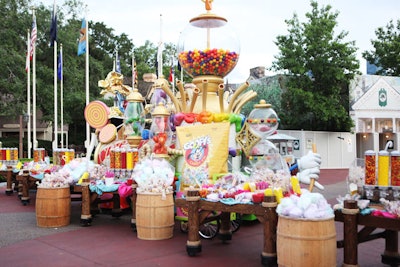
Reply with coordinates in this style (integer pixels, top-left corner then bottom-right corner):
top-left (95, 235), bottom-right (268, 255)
top-left (20, 170), bottom-right (30, 205)
top-left (261, 195), bottom-right (278, 266)
top-left (186, 190), bottom-right (202, 256)
top-left (80, 183), bottom-right (92, 226)
top-left (218, 212), bottom-right (232, 242)
top-left (342, 199), bottom-right (359, 266)
top-left (131, 181), bottom-right (137, 231)
top-left (5, 166), bottom-right (13, 195)
top-left (382, 230), bottom-right (400, 265)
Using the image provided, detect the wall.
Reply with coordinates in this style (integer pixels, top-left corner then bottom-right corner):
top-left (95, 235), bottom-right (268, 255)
top-left (277, 130), bottom-right (356, 169)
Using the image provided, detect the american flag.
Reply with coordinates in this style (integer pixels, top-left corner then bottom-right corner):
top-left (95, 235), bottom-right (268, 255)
top-left (29, 14), bottom-right (37, 59)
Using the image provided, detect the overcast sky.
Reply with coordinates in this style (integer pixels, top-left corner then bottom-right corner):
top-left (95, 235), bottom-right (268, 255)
top-left (38, 0), bottom-right (400, 83)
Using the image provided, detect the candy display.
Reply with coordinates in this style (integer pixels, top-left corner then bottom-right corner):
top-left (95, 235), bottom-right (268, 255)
top-left (391, 151), bottom-right (400, 186)
top-left (178, 48), bottom-right (239, 77)
top-left (364, 150), bottom-right (376, 185)
top-left (0, 147), bottom-right (18, 166)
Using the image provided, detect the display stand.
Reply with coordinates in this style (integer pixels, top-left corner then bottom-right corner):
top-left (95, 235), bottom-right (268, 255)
top-left (73, 182), bottom-right (122, 226)
top-left (174, 190), bottom-right (278, 266)
top-left (335, 199), bottom-right (400, 266)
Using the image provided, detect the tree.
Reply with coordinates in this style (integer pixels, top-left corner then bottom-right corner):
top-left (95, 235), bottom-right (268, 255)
top-left (0, 0), bottom-right (179, 148)
top-left (362, 19), bottom-right (400, 76)
top-left (271, 1), bottom-right (359, 131)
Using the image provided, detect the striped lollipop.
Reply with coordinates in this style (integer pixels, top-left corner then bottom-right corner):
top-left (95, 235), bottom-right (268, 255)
top-left (84, 101), bottom-right (110, 129)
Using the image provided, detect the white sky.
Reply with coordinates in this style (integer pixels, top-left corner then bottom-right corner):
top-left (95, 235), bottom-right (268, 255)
top-left (39, 0), bottom-right (400, 83)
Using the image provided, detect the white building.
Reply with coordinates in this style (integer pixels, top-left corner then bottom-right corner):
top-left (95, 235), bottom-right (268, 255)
top-left (349, 75), bottom-right (400, 157)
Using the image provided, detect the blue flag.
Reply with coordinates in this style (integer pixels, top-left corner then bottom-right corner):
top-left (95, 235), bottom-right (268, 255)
top-left (49, 1), bottom-right (57, 46)
top-left (57, 50), bottom-right (62, 80)
top-left (116, 54), bottom-right (121, 73)
top-left (77, 19), bottom-right (86, 56)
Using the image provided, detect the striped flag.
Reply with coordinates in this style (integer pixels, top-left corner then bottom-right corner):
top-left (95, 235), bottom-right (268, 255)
top-left (29, 14), bottom-right (37, 59)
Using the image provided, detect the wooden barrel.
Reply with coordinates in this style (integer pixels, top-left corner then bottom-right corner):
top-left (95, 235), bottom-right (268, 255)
top-left (277, 215), bottom-right (336, 267)
top-left (36, 187), bottom-right (71, 228)
top-left (136, 192), bottom-right (174, 240)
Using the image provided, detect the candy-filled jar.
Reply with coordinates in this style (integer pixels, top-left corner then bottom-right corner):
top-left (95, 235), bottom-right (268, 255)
top-left (124, 88), bottom-right (145, 148)
top-left (150, 103), bottom-right (172, 158)
top-left (364, 150), bottom-right (376, 185)
top-left (177, 0), bottom-right (240, 113)
top-left (247, 100), bottom-right (280, 138)
top-left (391, 151), bottom-right (400, 186)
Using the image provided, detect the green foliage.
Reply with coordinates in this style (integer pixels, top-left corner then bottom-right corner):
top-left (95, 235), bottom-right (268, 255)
top-left (271, 1), bottom-right (359, 131)
top-left (362, 19), bottom-right (400, 76)
top-left (241, 75), bottom-right (284, 118)
top-left (0, 0), bottom-right (180, 151)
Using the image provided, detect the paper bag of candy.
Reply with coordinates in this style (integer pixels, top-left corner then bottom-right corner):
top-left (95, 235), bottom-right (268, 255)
top-left (176, 122), bottom-right (230, 190)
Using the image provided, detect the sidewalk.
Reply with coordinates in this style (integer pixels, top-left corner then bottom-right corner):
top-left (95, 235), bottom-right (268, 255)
top-left (0, 169), bottom-right (396, 267)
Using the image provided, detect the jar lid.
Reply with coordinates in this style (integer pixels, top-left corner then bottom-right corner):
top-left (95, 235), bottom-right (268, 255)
top-left (253, 99), bottom-right (272, 109)
top-left (391, 150), bottom-right (400, 156)
top-left (126, 88), bottom-right (144, 102)
top-left (364, 150), bottom-right (376, 155)
top-left (189, 13), bottom-right (227, 28)
top-left (379, 150), bottom-right (389, 156)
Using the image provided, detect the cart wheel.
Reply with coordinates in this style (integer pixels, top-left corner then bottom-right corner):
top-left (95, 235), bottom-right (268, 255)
top-left (230, 213), bottom-right (242, 233)
top-left (180, 221), bottom-right (189, 233)
top-left (199, 219), bottom-right (220, 239)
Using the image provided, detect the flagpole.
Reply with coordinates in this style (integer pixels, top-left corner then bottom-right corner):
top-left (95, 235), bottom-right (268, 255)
top-left (157, 14), bottom-right (163, 78)
top-left (131, 50), bottom-right (135, 88)
top-left (60, 44), bottom-right (64, 149)
top-left (26, 29), bottom-right (32, 158)
top-left (53, 40), bottom-right (58, 151)
top-left (85, 15), bottom-right (90, 157)
top-left (52, 0), bottom-right (58, 151)
top-left (32, 8), bottom-right (37, 150)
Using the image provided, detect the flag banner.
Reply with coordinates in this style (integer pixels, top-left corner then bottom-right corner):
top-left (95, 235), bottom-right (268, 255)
top-left (25, 51), bottom-right (30, 72)
top-left (168, 66), bottom-right (174, 82)
top-left (50, 1), bottom-right (57, 46)
top-left (116, 54), bottom-right (121, 73)
top-left (30, 15), bottom-right (37, 59)
top-left (25, 32), bottom-right (30, 72)
top-left (57, 49), bottom-right (62, 80)
top-left (77, 19), bottom-right (86, 56)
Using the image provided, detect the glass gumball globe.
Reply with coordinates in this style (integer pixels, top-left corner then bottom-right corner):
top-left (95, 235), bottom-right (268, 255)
top-left (247, 100), bottom-right (279, 138)
top-left (177, 12), bottom-right (240, 78)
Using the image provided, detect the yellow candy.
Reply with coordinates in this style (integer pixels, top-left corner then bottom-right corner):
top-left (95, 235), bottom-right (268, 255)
top-left (290, 176), bottom-right (302, 195)
top-left (274, 188), bottom-right (284, 204)
top-left (264, 188), bottom-right (273, 196)
top-left (243, 182), bottom-right (250, 191)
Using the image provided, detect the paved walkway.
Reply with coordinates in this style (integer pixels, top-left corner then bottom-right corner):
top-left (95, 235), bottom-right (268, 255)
top-left (0, 169), bottom-right (397, 266)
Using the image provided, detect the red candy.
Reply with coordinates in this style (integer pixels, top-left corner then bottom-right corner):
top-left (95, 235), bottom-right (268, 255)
top-left (178, 48), bottom-right (239, 77)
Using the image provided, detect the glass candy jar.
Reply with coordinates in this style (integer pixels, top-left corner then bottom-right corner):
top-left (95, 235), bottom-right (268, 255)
top-left (124, 89), bottom-right (145, 148)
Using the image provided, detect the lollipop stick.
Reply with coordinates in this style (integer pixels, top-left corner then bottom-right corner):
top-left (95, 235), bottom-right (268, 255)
top-left (308, 143), bottom-right (317, 192)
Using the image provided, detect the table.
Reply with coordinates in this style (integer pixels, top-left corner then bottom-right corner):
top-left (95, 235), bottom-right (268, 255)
top-left (335, 200), bottom-right (400, 266)
top-left (174, 190), bottom-right (278, 267)
top-left (73, 182), bottom-right (123, 226)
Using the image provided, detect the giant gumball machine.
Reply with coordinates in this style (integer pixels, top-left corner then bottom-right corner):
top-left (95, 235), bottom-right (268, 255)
top-left (176, 0), bottom-right (255, 114)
